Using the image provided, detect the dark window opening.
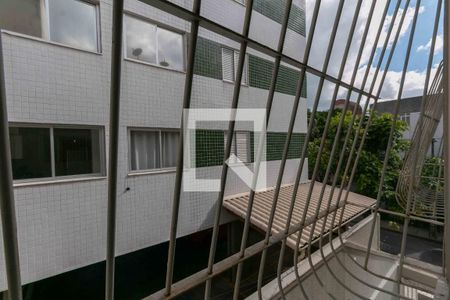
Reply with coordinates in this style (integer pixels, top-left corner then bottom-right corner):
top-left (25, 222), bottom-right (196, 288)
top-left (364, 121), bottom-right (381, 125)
top-left (9, 127), bottom-right (51, 180)
top-left (54, 128), bottom-right (101, 176)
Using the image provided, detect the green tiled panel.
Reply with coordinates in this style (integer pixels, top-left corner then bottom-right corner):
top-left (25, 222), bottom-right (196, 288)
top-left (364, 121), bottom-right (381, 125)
top-left (248, 56), bottom-right (307, 98)
top-left (288, 4), bottom-right (306, 36)
top-left (250, 131), bottom-right (255, 163)
top-left (288, 133), bottom-right (306, 159)
top-left (192, 37), bottom-right (306, 98)
top-left (265, 132), bottom-right (306, 161)
top-left (248, 55), bottom-right (273, 91)
top-left (277, 65), bottom-right (302, 96)
top-left (253, 0), bottom-right (306, 36)
top-left (195, 130), bottom-right (225, 167)
top-left (195, 130), bottom-right (306, 167)
top-left (193, 37), bottom-right (222, 80)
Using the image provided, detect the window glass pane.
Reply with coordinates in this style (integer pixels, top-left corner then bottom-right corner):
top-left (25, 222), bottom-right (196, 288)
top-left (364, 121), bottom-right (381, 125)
top-left (224, 132), bottom-right (238, 164)
top-left (0, 0), bottom-right (42, 37)
top-left (157, 27), bottom-right (184, 71)
top-left (9, 127), bottom-right (52, 179)
top-left (243, 55), bottom-right (248, 84)
top-left (233, 52), bottom-right (248, 85)
top-left (235, 132), bottom-right (249, 162)
top-left (47, 0), bottom-right (98, 52)
top-left (161, 131), bottom-right (179, 168)
top-left (54, 128), bottom-right (101, 176)
top-left (130, 131), bottom-right (161, 170)
top-left (222, 48), bottom-right (234, 81)
top-left (125, 15), bottom-right (157, 64)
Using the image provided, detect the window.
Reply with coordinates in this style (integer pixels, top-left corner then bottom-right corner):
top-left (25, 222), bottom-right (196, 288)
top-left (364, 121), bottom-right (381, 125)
top-left (0, 0), bottom-right (100, 52)
top-left (224, 131), bottom-right (250, 164)
top-left (222, 48), bottom-right (248, 84)
top-left (9, 125), bottom-right (104, 180)
top-left (9, 127), bottom-right (52, 180)
top-left (161, 131), bottom-right (179, 168)
top-left (124, 15), bottom-right (185, 71)
top-left (129, 129), bottom-right (179, 172)
top-left (53, 128), bottom-right (102, 176)
top-left (46, 0), bottom-right (99, 52)
top-left (0, 0), bottom-right (42, 37)
top-left (399, 113), bottom-right (411, 126)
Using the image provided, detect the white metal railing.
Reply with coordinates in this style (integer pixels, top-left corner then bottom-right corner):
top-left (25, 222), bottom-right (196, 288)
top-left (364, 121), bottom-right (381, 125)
top-left (0, 0), bottom-right (448, 299)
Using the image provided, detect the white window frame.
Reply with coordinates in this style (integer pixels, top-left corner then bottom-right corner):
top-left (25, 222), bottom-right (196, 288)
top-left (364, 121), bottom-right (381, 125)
top-left (399, 113), bottom-right (411, 126)
top-left (123, 14), bottom-right (186, 72)
top-left (42, 0), bottom-right (101, 53)
top-left (9, 123), bottom-right (106, 183)
top-left (233, 0), bottom-right (246, 5)
top-left (221, 47), bottom-right (249, 85)
top-left (128, 128), bottom-right (180, 174)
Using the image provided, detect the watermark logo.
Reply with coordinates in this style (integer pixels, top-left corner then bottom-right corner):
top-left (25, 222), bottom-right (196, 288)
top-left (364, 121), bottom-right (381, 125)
top-left (183, 108), bottom-right (267, 192)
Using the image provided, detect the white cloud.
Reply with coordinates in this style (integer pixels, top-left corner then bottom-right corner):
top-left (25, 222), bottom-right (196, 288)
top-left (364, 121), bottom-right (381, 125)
top-left (304, 0), bottom-right (426, 108)
top-left (356, 64), bottom-right (441, 100)
top-left (417, 34), bottom-right (443, 54)
top-left (380, 5), bottom-right (425, 49)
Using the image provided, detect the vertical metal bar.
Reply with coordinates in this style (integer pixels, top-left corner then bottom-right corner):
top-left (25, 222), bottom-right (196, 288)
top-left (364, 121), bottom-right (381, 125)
top-left (324, 0), bottom-right (415, 286)
top-left (272, 0), bottom-right (322, 292)
top-left (204, 0), bottom-right (254, 297)
top-left (444, 0), bottom-right (450, 287)
top-left (295, 2), bottom-right (369, 297)
top-left (165, 0), bottom-right (201, 295)
top-left (255, 0), bottom-right (300, 292)
top-left (304, 0), bottom-right (399, 295)
top-left (326, 0), bottom-right (403, 277)
top-left (384, 0), bottom-right (421, 289)
top-left (105, 0), bottom-right (124, 299)
top-left (329, 0), bottom-right (408, 272)
top-left (255, 0), bottom-right (322, 296)
top-left (274, 0), bottom-right (365, 295)
top-left (288, 0), bottom-right (346, 293)
top-left (394, 2), bottom-right (443, 282)
top-left (316, 0), bottom-right (388, 252)
top-left (0, 33), bottom-right (23, 300)
top-left (293, 0), bottom-right (413, 295)
top-left (311, 0), bottom-right (424, 291)
top-left (323, 0), bottom-right (394, 254)
top-left (244, 0), bottom-right (321, 298)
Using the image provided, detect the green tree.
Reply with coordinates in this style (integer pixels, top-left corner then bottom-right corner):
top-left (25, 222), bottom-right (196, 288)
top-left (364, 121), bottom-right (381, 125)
top-left (307, 110), bottom-right (408, 209)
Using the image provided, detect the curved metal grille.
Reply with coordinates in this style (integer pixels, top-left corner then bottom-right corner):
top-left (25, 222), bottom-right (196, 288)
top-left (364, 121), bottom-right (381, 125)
top-left (396, 61), bottom-right (445, 220)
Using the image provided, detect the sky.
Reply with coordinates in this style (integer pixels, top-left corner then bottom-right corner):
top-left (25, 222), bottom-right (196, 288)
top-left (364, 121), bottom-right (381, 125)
top-left (304, 0), bottom-right (444, 110)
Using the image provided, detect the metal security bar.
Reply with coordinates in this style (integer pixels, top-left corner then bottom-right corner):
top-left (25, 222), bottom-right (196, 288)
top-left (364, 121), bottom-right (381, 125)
top-left (105, 0), bottom-right (124, 299)
top-left (165, 0), bottom-right (202, 295)
top-left (0, 31), bottom-right (23, 300)
top-left (0, 0), bottom-right (446, 300)
top-left (138, 0), bottom-right (446, 299)
top-left (444, 0), bottom-right (450, 291)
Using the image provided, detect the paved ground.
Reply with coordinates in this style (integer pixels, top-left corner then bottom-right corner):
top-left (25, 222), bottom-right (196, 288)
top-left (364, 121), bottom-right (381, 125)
top-left (380, 228), bottom-right (443, 266)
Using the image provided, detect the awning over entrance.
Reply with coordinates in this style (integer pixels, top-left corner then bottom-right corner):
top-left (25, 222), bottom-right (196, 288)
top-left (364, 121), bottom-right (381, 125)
top-left (223, 182), bottom-right (376, 250)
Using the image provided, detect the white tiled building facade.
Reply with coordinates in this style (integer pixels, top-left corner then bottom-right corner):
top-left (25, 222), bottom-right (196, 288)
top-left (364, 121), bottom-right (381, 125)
top-left (0, 0), bottom-right (307, 289)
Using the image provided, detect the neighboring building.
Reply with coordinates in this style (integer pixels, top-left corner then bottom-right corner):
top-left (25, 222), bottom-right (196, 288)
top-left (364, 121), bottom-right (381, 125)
top-left (372, 96), bottom-right (443, 156)
top-left (0, 0), bottom-right (308, 290)
top-left (333, 99), bottom-right (363, 115)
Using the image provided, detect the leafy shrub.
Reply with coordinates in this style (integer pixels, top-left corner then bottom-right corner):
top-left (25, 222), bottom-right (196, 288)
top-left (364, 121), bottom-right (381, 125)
top-left (307, 109), bottom-right (408, 212)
